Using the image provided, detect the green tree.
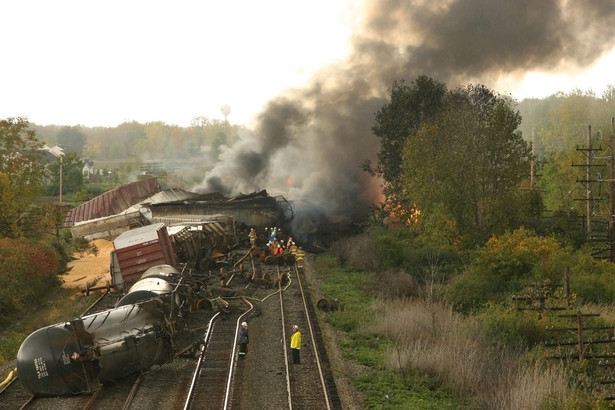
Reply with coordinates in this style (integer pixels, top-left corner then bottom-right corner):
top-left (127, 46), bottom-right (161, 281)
top-left (95, 121), bottom-right (145, 159)
top-left (521, 90), bottom-right (614, 242)
top-left (0, 173), bottom-right (19, 237)
top-left (401, 84), bottom-right (532, 244)
top-left (56, 125), bottom-right (87, 156)
top-left (46, 152), bottom-right (84, 196)
top-left (0, 117), bottom-right (47, 237)
top-left (364, 76), bottom-right (448, 215)
top-left (82, 142), bottom-right (102, 159)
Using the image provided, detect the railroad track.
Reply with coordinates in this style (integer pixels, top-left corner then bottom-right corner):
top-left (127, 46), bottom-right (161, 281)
top-left (1, 248), bottom-right (342, 409)
top-left (183, 253), bottom-right (343, 410)
top-left (183, 298), bottom-right (253, 409)
top-left (280, 265), bottom-right (342, 410)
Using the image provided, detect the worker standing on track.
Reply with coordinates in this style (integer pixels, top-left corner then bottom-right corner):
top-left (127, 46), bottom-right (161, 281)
top-left (295, 247), bottom-right (305, 269)
top-left (290, 324), bottom-right (301, 364)
top-left (238, 322), bottom-right (249, 358)
top-left (289, 241), bottom-right (298, 256)
top-left (248, 228), bottom-right (257, 248)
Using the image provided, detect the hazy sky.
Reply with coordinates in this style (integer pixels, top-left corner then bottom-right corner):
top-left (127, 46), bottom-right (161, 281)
top-left (2, 0), bottom-right (614, 128)
top-left (2, 1), bottom-right (357, 127)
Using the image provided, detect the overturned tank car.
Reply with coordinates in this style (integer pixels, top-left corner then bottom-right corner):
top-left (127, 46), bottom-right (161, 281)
top-left (17, 265), bottom-right (207, 396)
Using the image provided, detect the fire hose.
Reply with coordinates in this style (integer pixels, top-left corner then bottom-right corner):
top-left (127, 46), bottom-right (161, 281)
top-left (0, 367), bottom-right (17, 388)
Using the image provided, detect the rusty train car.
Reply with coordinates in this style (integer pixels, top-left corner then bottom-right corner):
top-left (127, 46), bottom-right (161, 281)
top-left (65, 179), bottom-right (293, 243)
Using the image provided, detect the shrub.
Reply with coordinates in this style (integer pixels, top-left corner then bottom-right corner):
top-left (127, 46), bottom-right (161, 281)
top-left (563, 254), bottom-right (615, 305)
top-left (471, 228), bottom-right (566, 282)
top-left (375, 227), bottom-right (412, 269)
top-left (476, 305), bottom-right (546, 349)
top-left (70, 236), bottom-right (99, 257)
top-left (571, 272), bottom-right (615, 305)
top-left (0, 238), bottom-right (60, 323)
top-left (330, 231), bottom-right (382, 271)
top-left (364, 269), bottom-right (418, 300)
top-left (448, 228), bottom-right (571, 313)
top-left (311, 253), bottom-right (339, 273)
top-left (447, 270), bottom-right (505, 314)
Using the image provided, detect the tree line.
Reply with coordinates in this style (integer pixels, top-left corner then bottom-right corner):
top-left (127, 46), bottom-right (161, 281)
top-left (335, 77), bottom-right (615, 406)
top-left (367, 76), bottom-right (615, 250)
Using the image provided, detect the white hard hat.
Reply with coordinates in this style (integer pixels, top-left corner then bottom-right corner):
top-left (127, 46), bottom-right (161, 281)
top-left (293, 325), bottom-right (298, 330)
top-left (241, 322), bottom-right (248, 327)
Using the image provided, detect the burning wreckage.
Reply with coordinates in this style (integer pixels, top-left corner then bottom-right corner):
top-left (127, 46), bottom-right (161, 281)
top-left (16, 179), bottom-right (299, 396)
top-left (63, 179), bottom-right (297, 291)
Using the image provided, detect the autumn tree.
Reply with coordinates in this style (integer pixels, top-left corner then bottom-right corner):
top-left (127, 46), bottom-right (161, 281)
top-left (401, 84), bottom-right (532, 244)
top-left (0, 237), bottom-right (60, 320)
top-left (0, 117), bottom-right (47, 237)
top-left (448, 228), bottom-right (569, 314)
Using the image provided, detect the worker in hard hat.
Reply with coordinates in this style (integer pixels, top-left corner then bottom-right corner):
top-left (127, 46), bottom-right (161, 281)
top-left (290, 324), bottom-right (302, 364)
top-left (248, 228), bottom-right (257, 248)
top-left (238, 321), bottom-right (249, 358)
top-left (295, 247), bottom-right (305, 269)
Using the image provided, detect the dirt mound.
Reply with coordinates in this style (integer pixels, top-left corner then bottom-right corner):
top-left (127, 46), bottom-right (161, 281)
top-left (62, 239), bottom-right (114, 290)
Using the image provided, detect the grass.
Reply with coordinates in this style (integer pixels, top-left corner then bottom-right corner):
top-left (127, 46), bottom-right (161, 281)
top-left (0, 287), bottom-right (101, 365)
top-left (310, 253), bottom-right (584, 409)
top-left (311, 253), bottom-right (474, 409)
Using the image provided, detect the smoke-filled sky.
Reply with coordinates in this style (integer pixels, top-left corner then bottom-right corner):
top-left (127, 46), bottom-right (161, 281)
top-left (2, 0), bottom-right (614, 128)
top-left (192, 0), bottom-right (615, 223)
top-left (4, 0), bottom-right (615, 224)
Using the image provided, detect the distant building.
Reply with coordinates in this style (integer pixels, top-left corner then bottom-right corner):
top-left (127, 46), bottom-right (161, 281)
top-left (82, 160), bottom-right (96, 179)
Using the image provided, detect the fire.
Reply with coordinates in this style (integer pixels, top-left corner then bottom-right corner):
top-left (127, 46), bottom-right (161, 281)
top-left (387, 203), bottom-right (420, 226)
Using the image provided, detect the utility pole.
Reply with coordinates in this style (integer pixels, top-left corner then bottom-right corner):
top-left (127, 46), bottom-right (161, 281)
top-left (610, 118), bottom-right (615, 262)
top-left (59, 154), bottom-right (63, 205)
top-left (587, 125), bottom-right (592, 233)
top-left (530, 129), bottom-right (536, 191)
top-left (574, 125), bottom-right (606, 240)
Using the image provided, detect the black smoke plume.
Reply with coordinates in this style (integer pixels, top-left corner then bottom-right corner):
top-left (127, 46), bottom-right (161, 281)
top-left (193, 0), bottom-right (615, 240)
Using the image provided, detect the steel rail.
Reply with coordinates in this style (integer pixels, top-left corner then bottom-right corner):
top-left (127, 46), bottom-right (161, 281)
top-left (183, 312), bottom-right (221, 410)
top-left (278, 265), bottom-right (293, 409)
top-left (295, 264), bottom-right (332, 410)
top-left (223, 297), bottom-right (254, 409)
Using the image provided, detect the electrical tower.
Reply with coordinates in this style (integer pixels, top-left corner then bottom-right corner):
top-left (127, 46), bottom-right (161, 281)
top-left (574, 119), bottom-right (615, 261)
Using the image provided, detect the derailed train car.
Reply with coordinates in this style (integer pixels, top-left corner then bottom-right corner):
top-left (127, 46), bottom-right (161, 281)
top-left (109, 215), bottom-right (237, 291)
top-left (17, 265), bottom-right (205, 396)
top-left (149, 189), bottom-right (294, 238)
top-left (18, 185), bottom-right (295, 396)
